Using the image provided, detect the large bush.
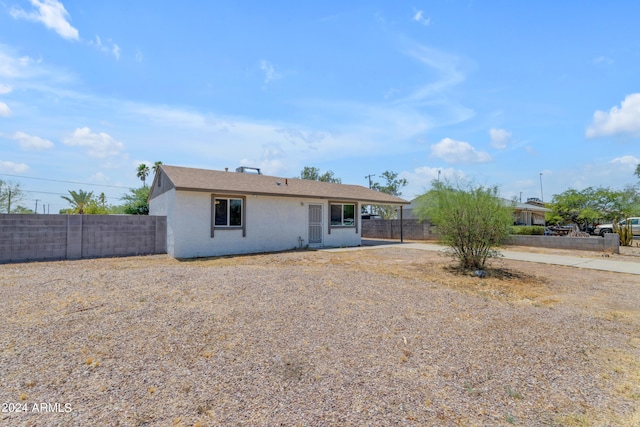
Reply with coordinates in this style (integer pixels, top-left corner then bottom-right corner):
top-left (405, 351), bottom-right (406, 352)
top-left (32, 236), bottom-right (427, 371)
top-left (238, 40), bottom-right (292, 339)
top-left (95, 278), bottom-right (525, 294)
top-left (416, 181), bottom-right (513, 269)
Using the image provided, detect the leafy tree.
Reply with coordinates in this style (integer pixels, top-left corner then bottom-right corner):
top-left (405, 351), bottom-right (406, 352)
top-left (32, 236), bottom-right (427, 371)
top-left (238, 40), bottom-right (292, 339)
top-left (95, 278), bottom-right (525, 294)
top-left (10, 205), bottom-right (34, 214)
top-left (635, 163), bottom-right (640, 180)
top-left (548, 186), bottom-right (636, 229)
top-left (83, 192), bottom-right (120, 214)
top-left (121, 186), bottom-right (150, 215)
top-left (0, 179), bottom-right (25, 213)
top-left (416, 180), bottom-right (513, 270)
top-left (371, 170), bottom-right (408, 219)
top-left (61, 190), bottom-right (94, 214)
top-left (299, 166), bottom-right (342, 183)
top-left (137, 163), bottom-right (151, 187)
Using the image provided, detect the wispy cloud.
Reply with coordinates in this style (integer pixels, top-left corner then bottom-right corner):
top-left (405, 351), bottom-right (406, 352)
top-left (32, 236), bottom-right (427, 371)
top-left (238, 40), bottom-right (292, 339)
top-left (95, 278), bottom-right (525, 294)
top-left (395, 43), bottom-right (468, 105)
top-left (135, 49), bottom-right (143, 63)
top-left (0, 102), bottom-right (11, 117)
top-left (586, 93), bottom-right (640, 138)
top-left (0, 48), bottom-right (38, 79)
top-left (0, 160), bottom-right (29, 173)
top-left (0, 84), bottom-right (12, 94)
top-left (11, 131), bottom-right (54, 150)
top-left (412, 10), bottom-right (431, 26)
top-left (63, 127), bottom-right (125, 158)
top-left (489, 128), bottom-right (512, 149)
top-left (593, 56), bottom-right (613, 65)
top-left (89, 36), bottom-right (121, 60)
top-left (430, 137), bottom-right (492, 164)
top-left (260, 60), bottom-right (281, 85)
top-left (10, 0), bottom-right (79, 41)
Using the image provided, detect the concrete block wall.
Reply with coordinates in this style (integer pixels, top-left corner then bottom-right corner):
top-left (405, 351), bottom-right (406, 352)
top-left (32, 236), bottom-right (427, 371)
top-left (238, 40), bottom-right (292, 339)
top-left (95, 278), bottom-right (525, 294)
top-left (0, 215), bottom-right (68, 262)
top-left (363, 219), bottom-right (621, 253)
top-left (504, 233), bottom-right (620, 253)
top-left (0, 214), bottom-right (167, 264)
top-left (361, 219), bottom-right (437, 240)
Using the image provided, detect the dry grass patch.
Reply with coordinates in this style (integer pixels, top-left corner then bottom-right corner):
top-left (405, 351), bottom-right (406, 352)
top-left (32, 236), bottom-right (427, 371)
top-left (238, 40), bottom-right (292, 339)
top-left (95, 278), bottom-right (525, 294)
top-left (1, 248), bottom-right (639, 425)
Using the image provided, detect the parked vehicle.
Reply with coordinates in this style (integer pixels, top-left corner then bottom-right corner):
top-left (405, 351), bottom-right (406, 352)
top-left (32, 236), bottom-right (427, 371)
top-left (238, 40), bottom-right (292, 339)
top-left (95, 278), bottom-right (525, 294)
top-left (594, 217), bottom-right (640, 237)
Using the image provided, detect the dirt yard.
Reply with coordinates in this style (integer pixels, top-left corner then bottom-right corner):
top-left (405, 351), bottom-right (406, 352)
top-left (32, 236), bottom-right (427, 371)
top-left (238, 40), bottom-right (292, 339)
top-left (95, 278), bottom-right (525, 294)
top-left (1, 246), bottom-right (639, 426)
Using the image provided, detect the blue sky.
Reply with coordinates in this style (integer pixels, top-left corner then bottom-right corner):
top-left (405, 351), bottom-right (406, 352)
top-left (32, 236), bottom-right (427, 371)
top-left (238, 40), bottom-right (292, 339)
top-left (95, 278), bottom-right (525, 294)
top-left (1, 0), bottom-right (639, 213)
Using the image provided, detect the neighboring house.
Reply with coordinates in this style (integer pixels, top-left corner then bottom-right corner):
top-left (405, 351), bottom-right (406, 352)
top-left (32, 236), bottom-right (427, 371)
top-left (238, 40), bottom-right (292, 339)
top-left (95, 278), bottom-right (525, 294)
top-left (510, 198), bottom-right (551, 226)
top-left (402, 196), bottom-right (550, 226)
top-left (149, 165), bottom-right (409, 258)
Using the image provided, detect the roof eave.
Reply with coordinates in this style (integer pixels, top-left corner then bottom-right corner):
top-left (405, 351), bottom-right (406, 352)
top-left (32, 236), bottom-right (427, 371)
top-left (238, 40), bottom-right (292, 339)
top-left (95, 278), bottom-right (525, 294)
top-left (173, 186), bottom-right (409, 205)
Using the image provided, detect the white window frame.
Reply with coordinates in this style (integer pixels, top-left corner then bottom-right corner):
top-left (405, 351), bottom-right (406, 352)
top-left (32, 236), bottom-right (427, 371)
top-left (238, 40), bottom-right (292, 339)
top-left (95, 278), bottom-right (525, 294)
top-left (328, 201), bottom-right (358, 234)
top-left (211, 195), bottom-right (246, 238)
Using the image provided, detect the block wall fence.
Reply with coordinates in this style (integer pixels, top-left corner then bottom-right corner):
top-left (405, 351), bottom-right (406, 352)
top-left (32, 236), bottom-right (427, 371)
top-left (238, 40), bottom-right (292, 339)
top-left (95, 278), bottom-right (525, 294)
top-left (362, 219), bottom-right (620, 253)
top-left (0, 214), bottom-right (167, 264)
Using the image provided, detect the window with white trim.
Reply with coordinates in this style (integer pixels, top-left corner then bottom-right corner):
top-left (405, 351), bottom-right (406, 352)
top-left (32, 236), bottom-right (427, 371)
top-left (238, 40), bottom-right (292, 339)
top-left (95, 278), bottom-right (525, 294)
top-left (330, 203), bottom-right (355, 226)
top-left (214, 198), bottom-right (243, 227)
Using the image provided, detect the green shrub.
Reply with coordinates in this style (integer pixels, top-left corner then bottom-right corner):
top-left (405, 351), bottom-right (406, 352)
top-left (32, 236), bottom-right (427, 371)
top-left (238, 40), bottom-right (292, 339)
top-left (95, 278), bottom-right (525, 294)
top-left (510, 226), bottom-right (545, 235)
top-left (416, 181), bottom-right (513, 270)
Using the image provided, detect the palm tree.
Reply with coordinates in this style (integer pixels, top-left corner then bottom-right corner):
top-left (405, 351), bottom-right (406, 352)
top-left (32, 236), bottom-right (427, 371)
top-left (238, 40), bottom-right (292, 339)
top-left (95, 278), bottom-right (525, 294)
top-left (61, 190), bottom-right (94, 214)
top-left (152, 161), bottom-right (163, 175)
top-left (137, 163), bottom-right (150, 187)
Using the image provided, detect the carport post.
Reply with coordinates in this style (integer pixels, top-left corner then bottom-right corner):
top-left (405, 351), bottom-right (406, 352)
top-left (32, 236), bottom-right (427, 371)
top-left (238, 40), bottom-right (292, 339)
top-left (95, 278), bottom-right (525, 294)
top-left (400, 205), bottom-right (404, 243)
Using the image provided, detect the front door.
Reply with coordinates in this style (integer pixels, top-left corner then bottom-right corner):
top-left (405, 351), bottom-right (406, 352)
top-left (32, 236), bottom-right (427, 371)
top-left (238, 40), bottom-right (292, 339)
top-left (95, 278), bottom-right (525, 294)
top-left (308, 204), bottom-right (323, 245)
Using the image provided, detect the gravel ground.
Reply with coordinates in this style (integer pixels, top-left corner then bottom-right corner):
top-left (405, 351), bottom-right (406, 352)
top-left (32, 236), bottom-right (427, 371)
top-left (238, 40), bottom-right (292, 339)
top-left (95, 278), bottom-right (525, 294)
top-left (1, 247), bottom-right (639, 426)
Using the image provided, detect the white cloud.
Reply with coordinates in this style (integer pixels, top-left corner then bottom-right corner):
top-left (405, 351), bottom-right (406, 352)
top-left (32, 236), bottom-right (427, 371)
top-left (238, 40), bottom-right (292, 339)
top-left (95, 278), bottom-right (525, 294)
top-left (0, 102), bottom-right (11, 117)
top-left (430, 137), bottom-right (492, 164)
top-left (610, 155), bottom-right (640, 169)
top-left (586, 93), bottom-right (640, 138)
top-left (260, 60), bottom-right (281, 85)
top-left (135, 49), bottom-right (143, 63)
top-left (0, 160), bottom-right (29, 173)
top-left (89, 36), bottom-right (121, 60)
top-left (10, 0), bottom-right (79, 41)
top-left (489, 128), bottom-right (512, 149)
top-left (412, 10), bottom-right (431, 26)
top-left (63, 127), bottom-right (125, 158)
top-left (0, 48), bottom-right (38, 79)
top-left (401, 166), bottom-right (467, 198)
top-left (0, 84), bottom-right (12, 94)
top-left (11, 131), bottom-right (54, 150)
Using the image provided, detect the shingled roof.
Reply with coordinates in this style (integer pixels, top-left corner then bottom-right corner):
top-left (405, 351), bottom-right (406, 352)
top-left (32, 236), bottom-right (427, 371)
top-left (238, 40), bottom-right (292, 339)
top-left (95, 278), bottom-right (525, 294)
top-left (151, 165), bottom-right (409, 205)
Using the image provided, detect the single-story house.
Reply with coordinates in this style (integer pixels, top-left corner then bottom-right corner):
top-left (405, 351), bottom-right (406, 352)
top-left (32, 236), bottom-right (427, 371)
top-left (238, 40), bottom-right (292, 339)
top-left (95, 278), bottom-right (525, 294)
top-left (400, 196), bottom-right (551, 226)
top-left (510, 198), bottom-right (551, 226)
top-left (149, 165), bottom-right (409, 258)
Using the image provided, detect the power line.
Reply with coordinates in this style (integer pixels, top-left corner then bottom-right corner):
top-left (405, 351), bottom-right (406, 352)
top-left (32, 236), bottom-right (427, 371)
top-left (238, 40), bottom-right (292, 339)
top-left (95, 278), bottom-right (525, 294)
top-left (0, 173), bottom-right (134, 189)
top-left (20, 188), bottom-right (123, 200)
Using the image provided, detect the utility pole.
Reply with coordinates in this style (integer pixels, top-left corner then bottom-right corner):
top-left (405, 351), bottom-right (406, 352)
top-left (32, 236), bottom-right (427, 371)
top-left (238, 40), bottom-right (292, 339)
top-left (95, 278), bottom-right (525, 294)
top-left (7, 189), bottom-right (10, 213)
top-left (35, 199), bottom-right (40, 214)
top-left (364, 174), bottom-right (376, 189)
top-left (437, 170), bottom-right (441, 182)
top-left (519, 192), bottom-right (522, 203)
top-left (539, 173), bottom-right (544, 203)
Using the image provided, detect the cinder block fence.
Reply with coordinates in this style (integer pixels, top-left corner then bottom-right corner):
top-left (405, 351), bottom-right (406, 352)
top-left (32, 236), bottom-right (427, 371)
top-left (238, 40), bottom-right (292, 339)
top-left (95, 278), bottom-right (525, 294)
top-left (0, 214), bottom-right (167, 264)
top-left (362, 219), bottom-right (620, 253)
